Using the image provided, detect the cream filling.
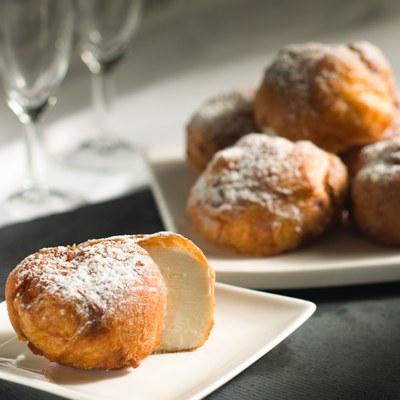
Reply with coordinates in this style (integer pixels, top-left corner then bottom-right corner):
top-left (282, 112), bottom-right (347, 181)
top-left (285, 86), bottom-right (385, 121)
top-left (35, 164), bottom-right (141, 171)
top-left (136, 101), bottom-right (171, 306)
top-left (141, 245), bottom-right (214, 352)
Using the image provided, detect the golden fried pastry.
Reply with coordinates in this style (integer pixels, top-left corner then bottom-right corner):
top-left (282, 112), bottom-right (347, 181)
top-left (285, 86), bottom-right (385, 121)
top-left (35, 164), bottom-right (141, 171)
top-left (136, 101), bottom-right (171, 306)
top-left (254, 41), bottom-right (397, 153)
top-left (6, 237), bottom-right (166, 370)
top-left (187, 133), bottom-right (348, 256)
top-left (186, 88), bottom-right (261, 173)
top-left (84, 232), bottom-right (215, 353)
top-left (6, 233), bottom-right (215, 370)
top-left (350, 138), bottom-right (400, 245)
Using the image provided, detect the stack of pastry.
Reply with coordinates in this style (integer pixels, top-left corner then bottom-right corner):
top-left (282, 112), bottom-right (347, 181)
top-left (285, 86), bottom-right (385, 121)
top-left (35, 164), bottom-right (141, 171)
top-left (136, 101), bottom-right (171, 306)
top-left (186, 40), bottom-right (400, 254)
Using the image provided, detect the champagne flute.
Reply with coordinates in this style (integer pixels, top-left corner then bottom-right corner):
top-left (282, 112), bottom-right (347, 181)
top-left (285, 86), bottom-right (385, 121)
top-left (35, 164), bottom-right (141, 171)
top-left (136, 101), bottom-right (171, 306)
top-left (68, 0), bottom-right (144, 169)
top-left (0, 0), bottom-right (82, 224)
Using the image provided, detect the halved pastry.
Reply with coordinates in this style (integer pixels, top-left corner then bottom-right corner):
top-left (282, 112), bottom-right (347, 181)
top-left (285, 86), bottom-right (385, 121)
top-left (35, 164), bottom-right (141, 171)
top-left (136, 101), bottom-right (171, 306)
top-left (6, 232), bottom-right (215, 370)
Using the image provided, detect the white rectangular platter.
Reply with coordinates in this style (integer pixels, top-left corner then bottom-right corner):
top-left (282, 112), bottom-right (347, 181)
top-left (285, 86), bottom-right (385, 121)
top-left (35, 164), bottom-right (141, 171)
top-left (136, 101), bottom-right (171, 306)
top-left (147, 148), bottom-right (400, 289)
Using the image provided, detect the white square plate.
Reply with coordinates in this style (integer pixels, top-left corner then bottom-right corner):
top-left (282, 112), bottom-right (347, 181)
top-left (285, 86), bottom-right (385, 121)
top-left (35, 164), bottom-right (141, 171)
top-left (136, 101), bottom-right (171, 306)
top-left (0, 284), bottom-right (315, 400)
top-left (147, 148), bottom-right (400, 289)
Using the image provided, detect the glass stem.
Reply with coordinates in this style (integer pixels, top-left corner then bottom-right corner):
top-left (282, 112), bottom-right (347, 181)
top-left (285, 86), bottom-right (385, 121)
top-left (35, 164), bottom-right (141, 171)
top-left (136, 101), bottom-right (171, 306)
top-left (23, 120), bottom-right (46, 191)
top-left (91, 71), bottom-right (114, 141)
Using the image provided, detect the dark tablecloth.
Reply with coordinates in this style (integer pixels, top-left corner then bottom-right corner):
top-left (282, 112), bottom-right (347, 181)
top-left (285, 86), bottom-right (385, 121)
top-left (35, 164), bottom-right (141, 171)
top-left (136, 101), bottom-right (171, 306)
top-left (0, 189), bottom-right (399, 400)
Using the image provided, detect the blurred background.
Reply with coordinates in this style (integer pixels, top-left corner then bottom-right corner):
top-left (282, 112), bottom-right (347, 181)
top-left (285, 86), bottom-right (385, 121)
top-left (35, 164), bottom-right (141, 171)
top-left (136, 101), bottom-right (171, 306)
top-left (1, 0), bottom-right (400, 219)
top-left (2, 0), bottom-right (400, 144)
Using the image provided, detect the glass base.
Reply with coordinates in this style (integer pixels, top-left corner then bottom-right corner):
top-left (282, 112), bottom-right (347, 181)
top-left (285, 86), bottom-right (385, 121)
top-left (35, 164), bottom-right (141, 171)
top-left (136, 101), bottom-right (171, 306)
top-left (0, 186), bottom-right (84, 226)
top-left (61, 137), bottom-right (142, 171)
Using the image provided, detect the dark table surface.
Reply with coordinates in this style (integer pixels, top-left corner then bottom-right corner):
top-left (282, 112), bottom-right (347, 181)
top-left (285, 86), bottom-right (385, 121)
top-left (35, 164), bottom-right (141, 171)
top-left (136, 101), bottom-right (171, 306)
top-left (0, 188), bottom-right (399, 400)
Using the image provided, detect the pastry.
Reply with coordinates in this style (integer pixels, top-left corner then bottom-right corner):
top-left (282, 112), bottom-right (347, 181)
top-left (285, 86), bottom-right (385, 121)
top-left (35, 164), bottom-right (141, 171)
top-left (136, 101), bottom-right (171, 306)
top-left (186, 88), bottom-right (261, 173)
top-left (350, 138), bottom-right (400, 245)
top-left (6, 232), bottom-right (215, 369)
top-left (83, 232), bottom-right (215, 353)
top-left (187, 133), bottom-right (348, 256)
top-left (254, 41), bottom-right (397, 153)
top-left (6, 237), bottom-right (166, 370)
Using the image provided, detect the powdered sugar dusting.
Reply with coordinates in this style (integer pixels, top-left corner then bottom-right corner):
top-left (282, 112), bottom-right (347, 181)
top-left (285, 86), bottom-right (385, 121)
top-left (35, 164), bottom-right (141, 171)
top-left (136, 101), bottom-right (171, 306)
top-left (265, 41), bottom-right (390, 114)
top-left (189, 134), bottom-right (322, 222)
top-left (349, 41), bottom-right (390, 73)
top-left (357, 138), bottom-right (400, 183)
top-left (14, 240), bottom-right (160, 319)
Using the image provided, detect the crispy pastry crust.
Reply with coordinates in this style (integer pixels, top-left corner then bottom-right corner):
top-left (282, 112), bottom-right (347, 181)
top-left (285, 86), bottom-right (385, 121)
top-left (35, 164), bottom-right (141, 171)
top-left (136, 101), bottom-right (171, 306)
top-left (350, 138), bottom-right (400, 245)
top-left (254, 41), bottom-right (397, 153)
top-left (187, 134), bottom-right (348, 256)
top-left (6, 238), bottom-right (166, 370)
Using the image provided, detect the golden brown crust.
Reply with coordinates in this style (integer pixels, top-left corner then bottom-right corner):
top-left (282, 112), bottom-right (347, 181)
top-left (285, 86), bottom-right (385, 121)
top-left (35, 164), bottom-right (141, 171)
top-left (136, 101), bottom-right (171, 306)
top-left (186, 88), bottom-right (261, 173)
top-left (6, 238), bottom-right (166, 370)
top-left (132, 232), bottom-right (211, 271)
top-left (254, 41), bottom-right (397, 153)
top-left (187, 134), bottom-right (348, 256)
top-left (350, 138), bottom-right (400, 245)
top-left (83, 232), bottom-right (214, 286)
